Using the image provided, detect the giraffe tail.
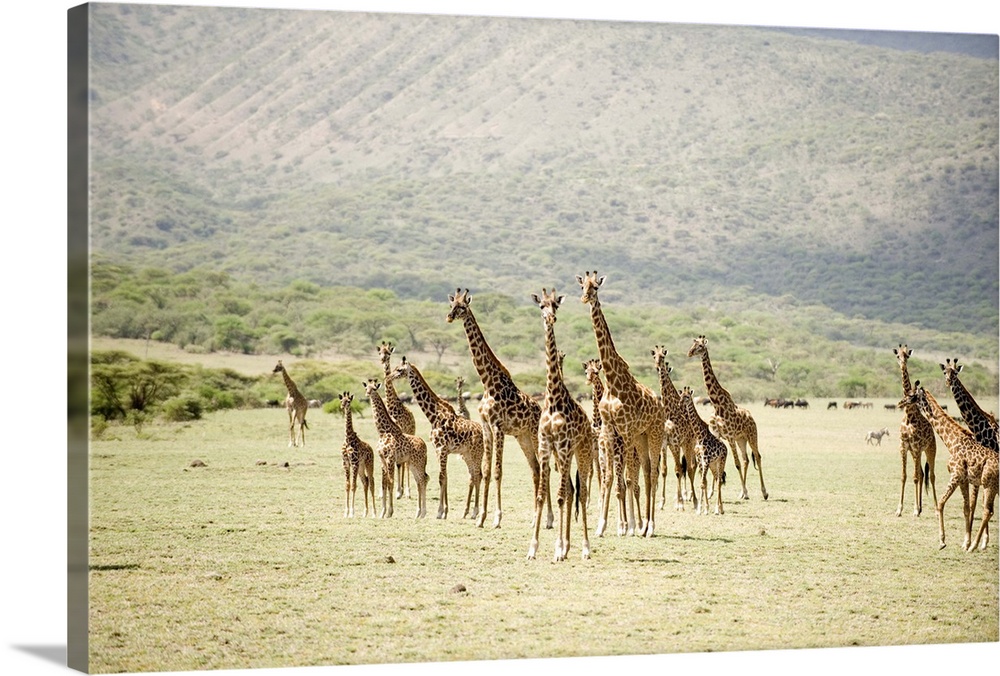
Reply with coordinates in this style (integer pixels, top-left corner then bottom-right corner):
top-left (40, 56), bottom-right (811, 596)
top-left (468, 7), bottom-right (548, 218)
top-left (721, 471), bottom-right (727, 485)
top-left (574, 470), bottom-right (581, 521)
top-left (924, 462), bottom-right (930, 490)
top-left (302, 419), bottom-right (310, 429)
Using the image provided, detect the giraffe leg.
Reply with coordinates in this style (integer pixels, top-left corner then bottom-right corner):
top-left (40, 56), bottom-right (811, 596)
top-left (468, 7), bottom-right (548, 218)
top-left (577, 446), bottom-right (592, 560)
top-left (518, 431), bottom-right (552, 530)
top-left (413, 460), bottom-right (428, 519)
top-left (912, 450), bottom-right (925, 517)
top-left (936, 477), bottom-right (961, 549)
top-left (747, 432), bottom-right (767, 501)
top-left (528, 436), bottom-right (552, 560)
top-left (732, 438), bottom-right (750, 500)
top-left (699, 460), bottom-right (710, 516)
top-left (343, 458), bottom-right (352, 518)
top-left (971, 486), bottom-right (995, 551)
top-left (477, 426), bottom-right (494, 528)
top-left (436, 446), bottom-right (449, 519)
top-left (896, 445), bottom-right (908, 517)
top-left (491, 428), bottom-right (508, 529)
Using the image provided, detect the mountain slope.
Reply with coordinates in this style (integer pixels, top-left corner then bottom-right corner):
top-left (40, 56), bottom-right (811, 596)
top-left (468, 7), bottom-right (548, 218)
top-left (87, 5), bottom-right (999, 336)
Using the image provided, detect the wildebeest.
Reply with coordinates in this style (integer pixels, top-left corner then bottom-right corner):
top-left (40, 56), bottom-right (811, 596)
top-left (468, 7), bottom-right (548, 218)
top-left (827, 401), bottom-right (838, 410)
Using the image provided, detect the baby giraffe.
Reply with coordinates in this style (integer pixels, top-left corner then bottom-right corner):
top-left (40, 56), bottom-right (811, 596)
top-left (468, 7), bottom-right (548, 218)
top-left (680, 386), bottom-right (728, 515)
top-left (362, 379), bottom-right (429, 519)
top-left (338, 392), bottom-right (375, 518)
top-left (529, 288), bottom-right (595, 561)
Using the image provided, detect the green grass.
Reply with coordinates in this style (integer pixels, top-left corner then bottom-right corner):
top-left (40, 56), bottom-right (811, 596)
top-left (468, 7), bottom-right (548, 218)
top-left (87, 398), bottom-right (998, 673)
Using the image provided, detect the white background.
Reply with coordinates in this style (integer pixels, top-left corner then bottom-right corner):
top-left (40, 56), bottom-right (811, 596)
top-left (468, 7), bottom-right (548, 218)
top-left (2, 2), bottom-right (997, 675)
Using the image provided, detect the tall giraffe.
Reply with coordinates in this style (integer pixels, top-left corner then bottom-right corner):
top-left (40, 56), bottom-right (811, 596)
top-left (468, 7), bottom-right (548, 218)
top-left (338, 392), bottom-right (375, 518)
top-left (893, 345), bottom-right (938, 517)
top-left (392, 357), bottom-right (484, 520)
top-left (447, 288), bottom-right (552, 530)
top-left (687, 336), bottom-right (768, 501)
top-left (528, 289), bottom-right (595, 560)
top-left (652, 345), bottom-right (697, 512)
top-left (378, 341), bottom-right (416, 500)
top-left (578, 271), bottom-right (665, 538)
top-left (361, 379), bottom-right (429, 519)
top-left (940, 358), bottom-right (998, 452)
top-left (903, 383), bottom-right (997, 551)
top-left (680, 386), bottom-right (728, 515)
top-left (454, 376), bottom-right (471, 420)
top-left (273, 360), bottom-right (309, 447)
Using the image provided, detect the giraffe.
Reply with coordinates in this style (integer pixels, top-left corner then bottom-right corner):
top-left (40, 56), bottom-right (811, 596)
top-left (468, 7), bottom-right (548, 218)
top-left (652, 345), bottom-right (698, 512)
top-left (528, 289), bottom-right (595, 560)
top-left (903, 383), bottom-right (997, 551)
top-left (447, 288), bottom-right (552, 530)
top-left (392, 357), bottom-right (484, 520)
top-left (584, 359), bottom-right (640, 537)
top-left (680, 386), bottom-right (728, 515)
top-left (687, 336), bottom-right (768, 501)
top-left (361, 379), bottom-right (429, 519)
top-left (893, 345), bottom-right (938, 517)
top-left (578, 271), bottom-right (665, 538)
top-left (940, 358), bottom-right (998, 452)
top-left (454, 376), bottom-right (471, 420)
top-left (273, 360), bottom-right (308, 447)
top-left (377, 341), bottom-right (416, 500)
top-left (338, 392), bottom-right (375, 518)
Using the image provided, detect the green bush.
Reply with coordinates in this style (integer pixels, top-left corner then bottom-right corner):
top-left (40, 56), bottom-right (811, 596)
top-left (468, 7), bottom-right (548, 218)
top-left (161, 396), bottom-right (203, 422)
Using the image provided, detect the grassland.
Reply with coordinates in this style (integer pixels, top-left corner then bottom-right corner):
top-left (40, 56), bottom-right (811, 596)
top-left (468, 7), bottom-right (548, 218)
top-left (87, 396), bottom-right (998, 673)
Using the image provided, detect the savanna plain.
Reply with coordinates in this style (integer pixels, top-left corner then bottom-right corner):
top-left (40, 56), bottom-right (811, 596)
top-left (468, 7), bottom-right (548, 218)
top-left (87, 391), bottom-right (999, 673)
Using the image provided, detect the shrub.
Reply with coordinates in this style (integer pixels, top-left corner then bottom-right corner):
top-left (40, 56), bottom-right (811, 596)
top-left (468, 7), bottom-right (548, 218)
top-left (161, 396), bottom-right (203, 422)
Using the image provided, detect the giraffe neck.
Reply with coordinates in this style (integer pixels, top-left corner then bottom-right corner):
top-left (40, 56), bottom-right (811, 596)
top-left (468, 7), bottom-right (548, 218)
top-left (898, 357), bottom-right (914, 395)
top-left (543, 320), bottom-right (570, 403)
top-left (380, 359), bottom-right (406, 411)
top-left (590, 377), bottom-right (604, 424)
top-left (683, 393), bottom-right (708, 435)
top-left (699, 352), bottom-right (735, 414)
top-left (405, 365), bottom-right (454, 426)
top-left (368, 389), bottom-right (401, 438)
top-left (656, 365), bottom-right (682, 411)
top-left (920, 389), bottom-right (971, 445)
top-left (343, 406), bottom-right (359, 442)
top-left (461, 309), bottom-right (514, 393)
top-left (281, 369), bottom-right (302, 399)
top-left (947, 372), bottom-right (991, 429)
top-left (588, 297), bottom-right (630, 390)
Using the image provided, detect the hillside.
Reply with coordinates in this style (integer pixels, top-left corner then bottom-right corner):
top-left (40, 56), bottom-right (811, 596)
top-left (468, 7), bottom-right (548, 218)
top-left (86, 5), bottom-right (999, 336)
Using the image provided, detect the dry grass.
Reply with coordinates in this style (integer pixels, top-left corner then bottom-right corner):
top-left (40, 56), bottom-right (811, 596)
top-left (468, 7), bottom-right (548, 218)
top-left (87, 397), bottom-right (998, 673)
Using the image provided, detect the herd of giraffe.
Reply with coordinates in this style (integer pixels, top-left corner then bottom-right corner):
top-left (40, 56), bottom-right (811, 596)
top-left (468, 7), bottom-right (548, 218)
top-left (270, 275), bottom-right (996, 560)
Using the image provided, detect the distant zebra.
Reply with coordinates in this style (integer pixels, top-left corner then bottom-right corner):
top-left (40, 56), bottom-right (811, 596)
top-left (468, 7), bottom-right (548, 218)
top-left (865, 428), bottom-right (891, 446)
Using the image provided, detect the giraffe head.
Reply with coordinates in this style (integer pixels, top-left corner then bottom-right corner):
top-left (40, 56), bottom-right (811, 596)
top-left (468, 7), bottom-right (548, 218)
top-left (377, 341), bottom-right (396, 367)
top-left (687, 335), bottom-right (709, 359)
top-left (339, 391), bottom-right (354, 413)
top-left (583, 359), bottom-right (602, 387)
top-left (272, 360), bottom-right (286, 374)
top-left (898, 380), bottom-right (930, 417)
top-left (361, 378), bottom-right (382, 399)
top-left (531, 288), bottom-right (565, 328)
top-left (651, 345), bottom-right (670, 372)
top-left (446, 288), bottom-right (472, 324)
top-left (389, 355), bottom-right (412, 382)
top-left (576, 271), bottom-right (606, 306)
top-left (455, 376), bottom-right (465, 391)
top-left (893, 344), bottom-right (913, 369)
top-left (940, 358), bottom-right (963, 387)
top-left (679, 385), bottom-right (693, 406)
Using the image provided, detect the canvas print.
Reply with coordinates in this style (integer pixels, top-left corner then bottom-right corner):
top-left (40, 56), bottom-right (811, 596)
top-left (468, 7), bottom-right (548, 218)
top-left (69, 2), bottom-right (999, 674)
